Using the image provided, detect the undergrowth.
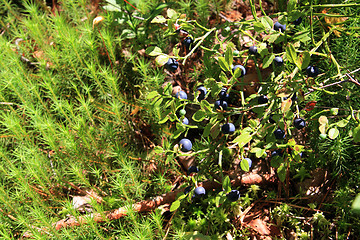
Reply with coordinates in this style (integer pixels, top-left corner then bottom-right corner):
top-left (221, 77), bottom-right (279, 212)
top-left (0, 0), bottom-right (359, 239)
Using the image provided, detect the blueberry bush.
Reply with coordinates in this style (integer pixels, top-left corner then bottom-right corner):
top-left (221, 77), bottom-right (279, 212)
top-left (0, 0), bottom-right (360, 239)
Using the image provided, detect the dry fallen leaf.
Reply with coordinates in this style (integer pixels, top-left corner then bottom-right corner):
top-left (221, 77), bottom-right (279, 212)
top-left (322, 9), bottom-right (348, 37)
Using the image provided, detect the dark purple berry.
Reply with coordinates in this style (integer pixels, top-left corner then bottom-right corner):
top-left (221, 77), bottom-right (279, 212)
top-left (294, 118), bottom-right (306, 130)
top-left (165, 58), bottom-right (179, 72)
top-left (227, 190), bottom-right (240, 202)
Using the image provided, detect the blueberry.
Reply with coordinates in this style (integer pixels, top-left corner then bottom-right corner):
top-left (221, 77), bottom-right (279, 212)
top-left (271, 150), bottom-right (283, 157)
top-left (274, 56), bottom-right (283, 66)
top-left (165, 58), bottom-right (179, 72)
top-left (274, 128), bottom-right (286, 139)
top-left (227, 190), bottom-right (240, 202)
top-left (249, 46), bottom-right (257, 55)
top-left (306, 65), bottom-right (319, 77)
top-left (243, 158), bottom-right (252, 168)
top-left (179, 138), bottom-right (192, 152)
top-left (280, 24), bottom-right (286, 32)
top-left (197, 86), bottom-right (207, 101)
top-left (258, 95), bottom-right (268, 104)
top-left (175, 90), bottom-right (188, 100)
top-left (221, 123), bottom-right (235, 134)
top-left (184, 186), bottom-right (192, 195)
top-left (187, 166), bottom-right (199, 174)
top-left (219, 88), bottom-right (229, 100)
top-left (232, 65), bottom-right (246, 77)
top-left (182, 117), bottom-right (189, 125)
top-left (183, 37), bottom-right (194, 50)
top-left (194, 186), bottom-right (206, 196)
top-left (293, 17), bottom-right (302, 26)
top-left (299, 152), bottom-right (305, 158)
top-left (294, 118), bottom-right (306, 130)
top-left (274, 21), bottom-right (282, 31)
top-left (215, 100), bottom-right (228, 110)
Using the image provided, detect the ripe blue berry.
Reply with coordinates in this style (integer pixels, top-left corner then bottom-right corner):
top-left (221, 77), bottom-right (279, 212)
top-left (274, 128), bottom-right (286, 139)
top-left (175, 91), bottom-right (188, 100)
top-left (215, 100), bottom-right (228, 111)
top-left (271, 150), bottom-right (283, 157)
top-left (293, 17), bottom-right (302, 26)
top-left (194, 186), bottom-right (206, 196)
top-left (183, 37), bottom-right (194, 50)
top-left (219, 88), bottom-right (229, 100)
top-left (249, 46), bottom-right (257, 55)
top-left (294, 118), bottom-right (306, 129)
top-left (227, 190), bottom-right (240, 202)
top-left (280, 24), bottom-right (286, 32)
top-left (184, 186), bottom-right (192, 195)
top-left (274, 21), bottom-right (282, 31)
top-left (182, 117), bottom-right (189, 125)
top-left (274, 56), bottom-right (283, 66)
top-left (197, 86), bottom-right (207, 101)
top-left (221, 123), bottom-right (235, 134)
top-left (306, 65), bottom-right (319, 77)
top-left (165, 58), bottom-right (179, 72)
top-left (258, 95), bottom-right (268, 104)
top-left (179, 138), bottom-right (192, 152)
top-left (187, 166), bottom-right (199, 174)
top-left (232, 65), bottom-right (246, 77)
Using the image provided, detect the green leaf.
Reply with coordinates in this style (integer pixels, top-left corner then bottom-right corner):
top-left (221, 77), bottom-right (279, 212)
top-left (352, 194), bottom-right (360, 214)
top-left (255, 148), bottom-right (266, 158)
top-left (233, 132), bottom-right (252, 147)
top-left (271, 156), bottom-right (283, 168)
top-left (155, 54), bottom-right (169, 66)
top-left (192, 110), bottom-right (207, 122)
top-left (260, 16), bottom-right (273, 30)
top-left (146, 46), bottom-right (163, 56)
top-left (262, 55), bottom-right (275, 69)
top-left (103, 0), bottom-right (121, 11)
top-left (218, 57), bottom-right (229, 72)
top-left (153, 146), bottom-right (163, 153)
top-left (266, 33), bottom-right (281, 43)
top-left (210, 122), bottom-right (220, 139)
top-left (277, 163), bottom-right (286, 182)
top-left (253, 22), bottom-right (265, 32)
top-left (167, 8), bottom-right (177, 19)
top-left (353, 125), bottom-right (360, 143)
top-left (328, 128), bottom-right (339, 139)
top-left (336, 119), bottom-right (349, 128)
top-left (170, 200), bottom-right (181, 212)
top-left (203, 122), bottom-right (212, 138)
top-left (287, 0), bottom-right (297, 12)
top-left (151, 15), bottom-right (167, 24)
top-left (219, 71), bottom-right (228, 84)
top-left (286, 43), bottom-right (297, 65)
top-left (297, 51), bottom-right (311, 70)
top-left (225, 45), bottom-right (233, 67)
top-left (240, 158), bottom-right (250, 172)
top-left (172, 123), bottom-right (186, 139)
top-left (222, 176), bottom-right (231, 193)
top-left (146, 91), bottom-right (159, 99)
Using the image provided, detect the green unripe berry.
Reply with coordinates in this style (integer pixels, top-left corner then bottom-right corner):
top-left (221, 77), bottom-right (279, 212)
top-left (179, 109), bottom-right (186, 116)
top-left (330, 108), bottom-right (338, 116)
top-left (319, 133), bottom-right (327, 140)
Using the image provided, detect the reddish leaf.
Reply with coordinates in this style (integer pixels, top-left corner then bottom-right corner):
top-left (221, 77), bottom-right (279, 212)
top-left (304, 101), bottom-right (317, 111)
